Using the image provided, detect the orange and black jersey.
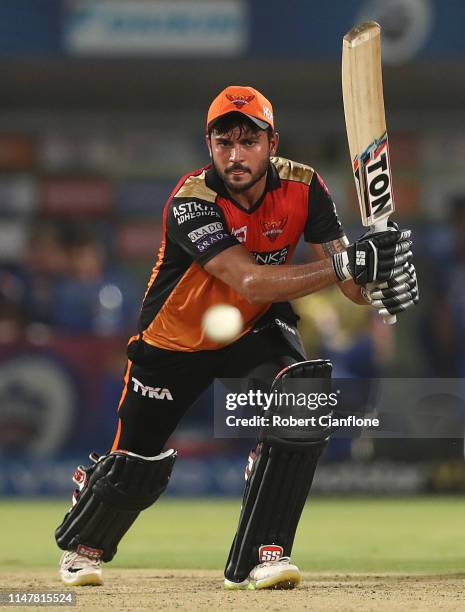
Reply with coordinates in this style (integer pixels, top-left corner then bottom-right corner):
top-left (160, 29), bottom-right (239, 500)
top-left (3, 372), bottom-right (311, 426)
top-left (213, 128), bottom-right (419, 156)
top-left (138, 156), bottom-right (344, 352)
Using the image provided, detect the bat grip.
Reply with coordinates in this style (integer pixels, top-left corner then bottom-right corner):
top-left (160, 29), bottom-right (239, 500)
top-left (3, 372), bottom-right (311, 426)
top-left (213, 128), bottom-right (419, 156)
top-left (370, 220), bottom-right (396, 325)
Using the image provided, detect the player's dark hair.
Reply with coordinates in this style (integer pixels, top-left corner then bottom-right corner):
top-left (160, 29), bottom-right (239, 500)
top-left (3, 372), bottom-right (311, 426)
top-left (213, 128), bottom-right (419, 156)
top-left (208, 112), bottom-right (273, 140)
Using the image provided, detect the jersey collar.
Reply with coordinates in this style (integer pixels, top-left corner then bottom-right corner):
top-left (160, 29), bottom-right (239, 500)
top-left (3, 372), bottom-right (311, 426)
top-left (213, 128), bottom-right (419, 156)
top-left (205, 161), bottom-right (281, 214)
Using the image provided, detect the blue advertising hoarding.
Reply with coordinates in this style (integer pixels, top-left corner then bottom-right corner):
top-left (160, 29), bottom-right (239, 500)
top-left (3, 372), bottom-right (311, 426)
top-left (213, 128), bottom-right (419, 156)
top-left (248, 0), bottom-right (465, 62)
top-left (0, 0), bottom-right (62, 56)
top-left (0, 0), bottom-right (465, 60)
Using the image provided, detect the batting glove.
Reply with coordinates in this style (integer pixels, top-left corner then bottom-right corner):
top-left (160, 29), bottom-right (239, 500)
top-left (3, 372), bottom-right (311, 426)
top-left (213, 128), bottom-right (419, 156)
top-left (332, 221), bottom-right (412, 285)
top-left (362, 261), bottom-right (419, 316)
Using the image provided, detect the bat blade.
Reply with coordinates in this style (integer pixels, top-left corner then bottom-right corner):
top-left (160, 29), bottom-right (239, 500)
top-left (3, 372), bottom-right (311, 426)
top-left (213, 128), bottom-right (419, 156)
top-left (342, 21), bottom-right (397, 324)
top-left (342, 21), bottom-right (395, 228)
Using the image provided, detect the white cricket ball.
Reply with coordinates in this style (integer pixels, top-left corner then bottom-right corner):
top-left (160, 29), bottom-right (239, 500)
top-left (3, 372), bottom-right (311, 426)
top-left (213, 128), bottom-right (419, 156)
top-left (202, 304), bottom-right (243, 343)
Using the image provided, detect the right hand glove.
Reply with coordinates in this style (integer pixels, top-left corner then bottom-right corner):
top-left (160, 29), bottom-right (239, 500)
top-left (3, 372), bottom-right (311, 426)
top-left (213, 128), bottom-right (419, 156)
top-left (332, 224), bottom-right (412, 285)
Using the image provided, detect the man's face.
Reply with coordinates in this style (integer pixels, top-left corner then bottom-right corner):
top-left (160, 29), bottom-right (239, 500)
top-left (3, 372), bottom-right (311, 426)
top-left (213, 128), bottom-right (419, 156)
top-left (207, 125), bottom-right (278, 194)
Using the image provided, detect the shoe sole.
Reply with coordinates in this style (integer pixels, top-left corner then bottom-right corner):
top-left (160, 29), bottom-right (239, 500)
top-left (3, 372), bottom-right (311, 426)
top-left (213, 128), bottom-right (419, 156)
top-left (224, 580), bottom-right (249, 591)
top-left (249, 569), bottom-right (301, 590)
top-left (61, 572), bottom-right (103, 587)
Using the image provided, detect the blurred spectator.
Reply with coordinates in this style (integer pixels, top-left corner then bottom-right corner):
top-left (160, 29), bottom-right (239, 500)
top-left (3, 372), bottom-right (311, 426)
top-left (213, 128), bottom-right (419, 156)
top-left (0, 220), bottom-right (70, 338)
top-left (22, 221), bottom-right (70, 325)
top-left (294, 287), bottom-right (394, 378)
top-left (422, 197), bottom-right (465, 376)
top-left (54, 227), bottom-right (139, 335)
top-left (0, 302), bottom-right (24, 343)
top-left (0, 220), bottom-right (140, 337)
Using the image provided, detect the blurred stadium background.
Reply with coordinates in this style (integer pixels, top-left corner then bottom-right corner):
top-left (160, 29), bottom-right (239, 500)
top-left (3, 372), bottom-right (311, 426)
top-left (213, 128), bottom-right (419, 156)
top-left (1, 0), bottom-right (465, 511)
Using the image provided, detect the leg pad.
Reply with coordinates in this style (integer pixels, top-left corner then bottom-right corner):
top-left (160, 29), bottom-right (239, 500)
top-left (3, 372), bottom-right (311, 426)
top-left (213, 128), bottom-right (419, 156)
top-left (55, 449), bottom-right (176, 562)
top-left (225, 359), bottom-right (332, 582)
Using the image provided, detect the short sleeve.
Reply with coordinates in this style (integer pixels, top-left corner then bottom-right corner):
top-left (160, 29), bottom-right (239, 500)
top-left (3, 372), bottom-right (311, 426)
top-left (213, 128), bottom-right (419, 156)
top-left (304, 173), bottom-right (345, 244)
top-left (167, 198), bottom-right (239, 265)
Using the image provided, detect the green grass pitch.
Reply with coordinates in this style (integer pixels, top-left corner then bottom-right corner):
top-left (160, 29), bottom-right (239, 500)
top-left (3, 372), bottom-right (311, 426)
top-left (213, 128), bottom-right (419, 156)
top-left (2, 497), bottom-right (465, 573)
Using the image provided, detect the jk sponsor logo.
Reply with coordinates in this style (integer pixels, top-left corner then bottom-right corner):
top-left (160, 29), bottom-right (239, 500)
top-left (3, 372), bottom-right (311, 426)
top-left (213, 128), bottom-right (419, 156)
top-left (132, 377), bottom-right (173, 400)
top-left (173, 201), bottom-right (220, 225)
top-left (188, 222), bottom-right (223, 243)
top-left (252, 245), bottom-right (289, 265)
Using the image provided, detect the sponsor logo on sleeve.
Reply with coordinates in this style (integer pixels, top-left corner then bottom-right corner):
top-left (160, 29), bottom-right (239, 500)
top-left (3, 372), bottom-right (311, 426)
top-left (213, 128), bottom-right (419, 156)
top-left (187, 221), bottom-right (224, 243)
top-left (251, 245), bottom-right (289, 265)
top-left (173, 201), bottom-right (221, 225)
top-left (195, 231), bottom-right (230, 252)
top-left (260, 217), bottom-right (288, 242)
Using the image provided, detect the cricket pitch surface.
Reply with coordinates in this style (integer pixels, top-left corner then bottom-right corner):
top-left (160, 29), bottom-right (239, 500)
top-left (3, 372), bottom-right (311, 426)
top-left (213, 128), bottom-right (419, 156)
top-left (3, 569), bottom-right (464, 611)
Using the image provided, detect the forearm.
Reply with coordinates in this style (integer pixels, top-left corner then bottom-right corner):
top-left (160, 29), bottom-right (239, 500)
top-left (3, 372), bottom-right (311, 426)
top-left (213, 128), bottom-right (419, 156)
top-left (338, 279), bottom-right (367, 305)
top-left (314, 238), bottom-right (367, 305)
top-left (205, 243), bottom-right (369, 305)
top-left (242, 257), bottom-right (339, 303)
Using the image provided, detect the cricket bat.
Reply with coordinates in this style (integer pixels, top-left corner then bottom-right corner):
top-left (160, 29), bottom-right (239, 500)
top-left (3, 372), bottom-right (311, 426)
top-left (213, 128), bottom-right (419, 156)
top-left (342, 21), bottom-right (396, 324)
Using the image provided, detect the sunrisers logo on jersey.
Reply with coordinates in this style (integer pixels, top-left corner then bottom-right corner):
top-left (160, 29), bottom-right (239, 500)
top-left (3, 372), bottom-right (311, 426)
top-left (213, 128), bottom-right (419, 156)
top-left (260, 217), bottom-right (288, 242)
top-left (252, 245), bottom-right (289, 265)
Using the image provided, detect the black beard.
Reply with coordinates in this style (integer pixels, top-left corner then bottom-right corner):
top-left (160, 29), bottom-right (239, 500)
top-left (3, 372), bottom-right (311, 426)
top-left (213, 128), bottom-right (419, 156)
top-left (215, 158), bottom-right (269, 194)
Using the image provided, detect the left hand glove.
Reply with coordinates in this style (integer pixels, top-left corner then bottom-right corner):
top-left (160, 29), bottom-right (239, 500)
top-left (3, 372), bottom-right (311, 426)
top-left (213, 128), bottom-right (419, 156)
top-left (362, 262), bottom-right (419, 316)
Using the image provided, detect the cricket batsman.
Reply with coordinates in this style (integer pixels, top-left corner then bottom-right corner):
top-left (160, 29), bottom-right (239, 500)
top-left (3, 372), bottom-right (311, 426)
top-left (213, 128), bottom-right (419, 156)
top-left (55, 86), bottom-right (419, 589)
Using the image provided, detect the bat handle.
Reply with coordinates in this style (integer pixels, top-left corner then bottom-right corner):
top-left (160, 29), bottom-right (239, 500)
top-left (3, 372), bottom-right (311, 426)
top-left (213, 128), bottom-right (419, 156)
top-left (369, 220), bottom-right (396, 325)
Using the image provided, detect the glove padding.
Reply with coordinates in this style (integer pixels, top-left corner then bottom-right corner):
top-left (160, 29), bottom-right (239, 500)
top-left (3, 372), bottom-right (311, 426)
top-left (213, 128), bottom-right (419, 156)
top-left (362, 262), bottom-right (419, 316)
top-left (333, 222), bottom-right (412, 285)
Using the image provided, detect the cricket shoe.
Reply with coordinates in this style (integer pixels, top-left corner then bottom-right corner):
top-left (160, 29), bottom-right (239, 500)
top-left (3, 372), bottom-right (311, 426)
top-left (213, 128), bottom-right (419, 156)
top-left (224, 557), bottom-right (301, 590)
top-left (59, 551), bottom-right (103, 586)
